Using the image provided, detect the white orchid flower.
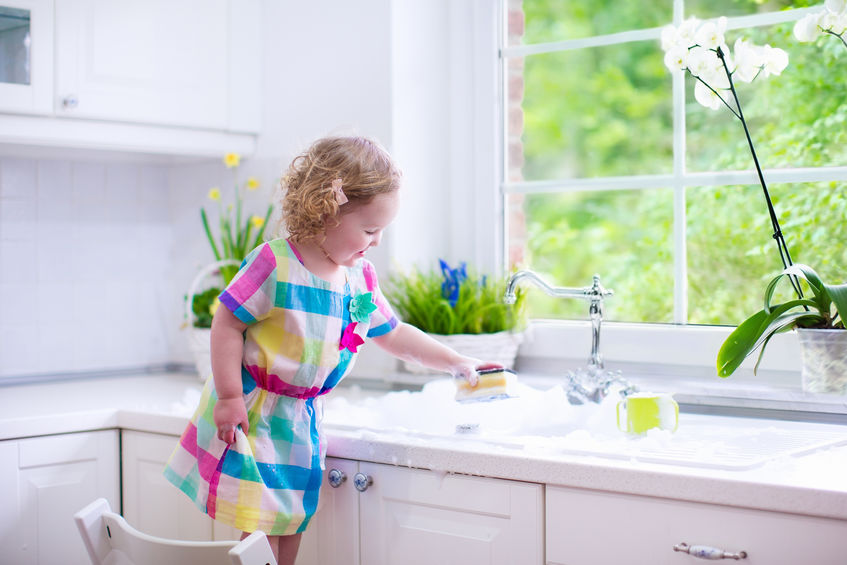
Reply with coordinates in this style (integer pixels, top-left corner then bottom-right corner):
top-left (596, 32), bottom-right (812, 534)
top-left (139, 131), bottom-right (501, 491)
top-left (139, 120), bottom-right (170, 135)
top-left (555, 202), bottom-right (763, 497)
top-left (663, 45), bottom-right (689, 72)
top-left (760, 45), bottom-right (789, 77)
top-left (661, 24), bottom-right (680, 51)
top-left (794, 13), bottom-right (823, 42)
top-left (822, 10), bottom-right (847, 34)
top-left (687, 46), bottom-right (722, 78)
top-left (732, 38), bottom-right (762, 83)
top-left (678, 17), bottom-right (701, 46)
top-left (825, 0), bottom-right (846, 14)
top-left (694, 80), bottom-right (726, 110)
top-left (695, 16), bottom-right (728, 50)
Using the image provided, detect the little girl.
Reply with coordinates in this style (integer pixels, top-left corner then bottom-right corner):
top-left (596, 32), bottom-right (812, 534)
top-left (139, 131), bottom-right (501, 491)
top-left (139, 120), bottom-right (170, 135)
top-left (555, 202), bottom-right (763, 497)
top-left (165, 136), bottom-right (498, 564)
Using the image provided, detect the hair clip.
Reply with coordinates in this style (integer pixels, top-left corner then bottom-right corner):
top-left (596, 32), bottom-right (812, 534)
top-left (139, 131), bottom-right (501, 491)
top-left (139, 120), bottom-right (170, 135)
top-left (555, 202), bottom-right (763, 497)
top-left (332, 178), bottom-right (348, 205)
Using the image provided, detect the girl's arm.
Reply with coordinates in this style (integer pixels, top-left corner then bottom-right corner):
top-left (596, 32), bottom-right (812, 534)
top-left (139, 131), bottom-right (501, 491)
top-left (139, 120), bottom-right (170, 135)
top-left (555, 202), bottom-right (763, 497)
top-left (372, 322), bottom-right (501, 384)
top-left (210, 305), bottom-right (250, 444)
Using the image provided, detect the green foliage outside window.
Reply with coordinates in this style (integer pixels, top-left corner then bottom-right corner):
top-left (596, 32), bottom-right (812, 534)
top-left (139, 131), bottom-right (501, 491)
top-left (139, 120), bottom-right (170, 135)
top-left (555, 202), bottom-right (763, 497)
top-left (514, 0), bottom-right (847, 325)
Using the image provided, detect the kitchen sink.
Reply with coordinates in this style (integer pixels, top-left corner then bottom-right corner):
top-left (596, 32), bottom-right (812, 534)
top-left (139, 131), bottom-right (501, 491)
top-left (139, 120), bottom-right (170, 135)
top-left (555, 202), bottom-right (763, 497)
top-left (324, 378), bottom-right (847, 470)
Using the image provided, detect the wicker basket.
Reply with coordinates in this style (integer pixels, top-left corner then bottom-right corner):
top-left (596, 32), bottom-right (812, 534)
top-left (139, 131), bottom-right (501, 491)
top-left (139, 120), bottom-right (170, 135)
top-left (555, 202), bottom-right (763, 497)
top-left (402, 330), bottom-right (524, 374)
top-left (185, 259), bottom-right (241, 381)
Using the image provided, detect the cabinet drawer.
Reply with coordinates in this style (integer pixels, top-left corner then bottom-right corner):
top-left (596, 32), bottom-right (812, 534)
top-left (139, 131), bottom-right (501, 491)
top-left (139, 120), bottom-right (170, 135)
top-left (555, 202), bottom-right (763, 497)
top-left (546, 486), bottom-right (847, 565)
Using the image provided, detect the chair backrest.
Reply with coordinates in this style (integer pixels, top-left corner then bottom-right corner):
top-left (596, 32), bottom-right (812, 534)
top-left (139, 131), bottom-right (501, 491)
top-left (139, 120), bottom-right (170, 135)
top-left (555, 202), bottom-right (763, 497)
top-left (75, 498), bottom-right (276, 565)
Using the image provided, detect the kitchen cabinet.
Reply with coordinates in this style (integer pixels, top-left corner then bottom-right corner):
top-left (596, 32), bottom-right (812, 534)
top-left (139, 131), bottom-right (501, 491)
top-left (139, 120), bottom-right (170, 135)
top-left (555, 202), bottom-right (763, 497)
top-left (121, 429), bottom-right (243, 542)
top-left (0, 429), bottom-right (119, 565)
top-left (121, 430), bottom-right (220, 542)
top-left (297, 457), bottom-right (545, 565)
top-left (53, 0), bottom-right (259, 132)
top-left (0, 0), bottom-right (53, 115)
top-left (0, 0), bottom-right (260, 156)
top-left (546, 485), bottom-right (847, 565)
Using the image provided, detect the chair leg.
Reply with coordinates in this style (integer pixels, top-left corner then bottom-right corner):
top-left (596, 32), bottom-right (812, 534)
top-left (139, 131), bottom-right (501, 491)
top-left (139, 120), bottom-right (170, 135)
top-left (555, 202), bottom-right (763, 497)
top-left (73, 498), bottom-right (113, 565)
top-left (229, 531), bottom-right (277, 565)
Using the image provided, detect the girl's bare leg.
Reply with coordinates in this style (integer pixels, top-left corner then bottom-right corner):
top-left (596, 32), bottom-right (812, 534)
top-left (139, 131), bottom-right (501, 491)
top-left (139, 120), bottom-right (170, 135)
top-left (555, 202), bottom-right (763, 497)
top-left (276, 533), bottom-right (302, 565)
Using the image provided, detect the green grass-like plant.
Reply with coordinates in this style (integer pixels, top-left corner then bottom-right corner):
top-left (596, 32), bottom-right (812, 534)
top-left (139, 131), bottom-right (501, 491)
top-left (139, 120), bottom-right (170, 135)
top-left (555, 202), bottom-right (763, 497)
top-left (385, 267), bottom-right (528, 335)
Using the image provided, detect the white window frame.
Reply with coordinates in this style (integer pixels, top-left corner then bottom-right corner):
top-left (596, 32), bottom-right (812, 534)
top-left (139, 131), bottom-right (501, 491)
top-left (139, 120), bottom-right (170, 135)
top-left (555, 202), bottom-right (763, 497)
top-left (482, 1), bottom-right (847, 411)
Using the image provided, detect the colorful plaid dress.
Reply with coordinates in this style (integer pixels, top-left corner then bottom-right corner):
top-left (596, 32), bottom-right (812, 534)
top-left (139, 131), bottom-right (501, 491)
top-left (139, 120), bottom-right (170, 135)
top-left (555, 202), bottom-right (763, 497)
top-left (164, 238), bottom-right (398, 535)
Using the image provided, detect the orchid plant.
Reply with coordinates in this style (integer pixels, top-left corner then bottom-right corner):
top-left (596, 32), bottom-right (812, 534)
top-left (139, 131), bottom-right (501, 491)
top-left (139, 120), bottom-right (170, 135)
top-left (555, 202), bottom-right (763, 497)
top-left (663, 13), bottom-right (847, 379)
top-left (794, 0), bottom-right (847, 51)
top-left (190, 153), bottom-right (274, 328)
top-left (661, 16), bottom-right (803, 301)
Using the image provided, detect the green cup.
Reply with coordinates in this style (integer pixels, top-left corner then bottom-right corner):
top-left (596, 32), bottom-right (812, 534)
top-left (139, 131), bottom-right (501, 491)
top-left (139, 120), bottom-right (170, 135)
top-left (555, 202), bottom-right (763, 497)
top-left (617, 392), bottom-right (679, 434)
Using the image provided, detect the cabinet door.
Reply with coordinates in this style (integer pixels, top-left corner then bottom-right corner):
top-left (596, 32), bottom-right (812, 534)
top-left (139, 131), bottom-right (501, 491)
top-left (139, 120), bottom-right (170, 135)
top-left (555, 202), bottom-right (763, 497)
top-left (359, 462), bottom-right (544, 565)
top-left (546, 485), bottom-right (847, 565)
top-left (296, 457), bottom-right (360, 565)
top-left (121, 430), bottom-right (214, 542)
top-left (54, 0), bottom-right (229, 129)
top-left (0, 430), bottom-right (119, 565)
top-left (0, 0), bottom-right (53, 114)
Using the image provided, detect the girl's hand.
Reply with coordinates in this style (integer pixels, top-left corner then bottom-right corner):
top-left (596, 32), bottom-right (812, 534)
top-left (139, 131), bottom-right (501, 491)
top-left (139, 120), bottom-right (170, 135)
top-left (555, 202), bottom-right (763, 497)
top-left (449, 357), bottom-right (503, 388)
top-left (213, 397), bottom-right (249, 444)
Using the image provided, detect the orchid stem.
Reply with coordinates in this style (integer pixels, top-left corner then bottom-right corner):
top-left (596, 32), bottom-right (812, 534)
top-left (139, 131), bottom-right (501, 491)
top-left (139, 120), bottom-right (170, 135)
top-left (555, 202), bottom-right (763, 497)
top-left (692, 74), bottom-right (741, 119)
top-left (715, 47), bottom-right (804, 301)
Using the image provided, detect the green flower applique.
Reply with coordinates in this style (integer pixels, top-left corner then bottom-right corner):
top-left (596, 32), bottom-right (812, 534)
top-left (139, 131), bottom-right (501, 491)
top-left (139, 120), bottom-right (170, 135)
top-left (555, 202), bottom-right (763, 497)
top-left (349, 291), bottom-right (378, 323)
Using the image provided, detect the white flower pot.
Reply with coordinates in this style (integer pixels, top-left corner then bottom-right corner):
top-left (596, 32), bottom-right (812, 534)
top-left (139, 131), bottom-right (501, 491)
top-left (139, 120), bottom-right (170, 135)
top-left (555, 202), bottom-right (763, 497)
top-left (188, 327), bottom-right (213, 382)
top-left (796, 328), bottom-right (847, 395)
top-left (402, 331), bottom-right (524, 374)
top-left (185, 259), bottom-right (241, 382)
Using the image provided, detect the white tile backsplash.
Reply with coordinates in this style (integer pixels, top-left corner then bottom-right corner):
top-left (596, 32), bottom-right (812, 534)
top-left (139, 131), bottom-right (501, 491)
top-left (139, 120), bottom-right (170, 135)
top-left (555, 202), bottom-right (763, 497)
top-left (0, 153), bottom-right (283, 379)
top-left (0, 156), bottom-right (188, 378)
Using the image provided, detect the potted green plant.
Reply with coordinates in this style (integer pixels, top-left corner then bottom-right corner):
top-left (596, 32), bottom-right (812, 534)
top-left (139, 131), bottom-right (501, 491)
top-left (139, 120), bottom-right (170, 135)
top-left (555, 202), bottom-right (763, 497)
top-left (385, 260), bottom-right (528, 373)
top-left (717, 264), bottom-right (847, 393)
top-left (185, 153), bottom-right (273, 379)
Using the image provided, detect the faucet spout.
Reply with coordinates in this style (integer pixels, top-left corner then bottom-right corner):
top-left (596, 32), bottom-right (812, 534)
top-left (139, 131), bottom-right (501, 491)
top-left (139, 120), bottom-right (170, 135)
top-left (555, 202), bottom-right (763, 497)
top-left (504, 270), bottom-right (604, 304)
top-left (503, 270), bottom-right (634, 404)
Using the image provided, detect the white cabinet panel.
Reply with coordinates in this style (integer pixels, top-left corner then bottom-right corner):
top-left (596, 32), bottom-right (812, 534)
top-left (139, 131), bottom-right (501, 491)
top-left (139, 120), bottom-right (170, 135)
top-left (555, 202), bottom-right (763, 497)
top-left (0, 0), bottom-right (53, 114)
top-left (121, 430), bottom-right (215, 542)
top-left (298, 458), bottom-right (544, 565)
top-left (0, 430), bottom-right (119, 565)
top-left (296, 457), bottom-right (360, 565)
top-left (359, 462), bottom-right (544, 565)
top-left (54, 0), bottom-right (229, 129)
top-left (547, 485), bottom-right (847, 565)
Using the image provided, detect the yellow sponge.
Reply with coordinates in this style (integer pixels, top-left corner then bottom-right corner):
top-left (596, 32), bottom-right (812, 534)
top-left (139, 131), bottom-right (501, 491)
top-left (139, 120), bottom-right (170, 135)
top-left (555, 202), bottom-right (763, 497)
top-left (454, 368), bottom-right (516, 403)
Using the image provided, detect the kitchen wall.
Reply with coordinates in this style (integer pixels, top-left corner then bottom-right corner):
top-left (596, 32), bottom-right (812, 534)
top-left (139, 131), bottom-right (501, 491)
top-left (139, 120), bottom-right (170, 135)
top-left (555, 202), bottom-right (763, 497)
top-left (0, 157), bottom-right (174, 376)
top-left (0, 0), bottom-right (473, 380)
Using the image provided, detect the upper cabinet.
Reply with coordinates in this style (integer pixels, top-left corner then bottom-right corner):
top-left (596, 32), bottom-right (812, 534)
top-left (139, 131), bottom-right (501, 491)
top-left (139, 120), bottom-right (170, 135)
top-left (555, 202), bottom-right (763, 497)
top-left (0, 0), bottom-right (261, 157)
top-left (0, 0), bottom-right (53, 115)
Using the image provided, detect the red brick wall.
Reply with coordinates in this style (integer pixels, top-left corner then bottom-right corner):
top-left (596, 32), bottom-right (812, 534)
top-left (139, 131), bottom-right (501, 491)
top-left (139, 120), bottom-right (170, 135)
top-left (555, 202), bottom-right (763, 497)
top-left (506, 0), bottom-right (526, 269)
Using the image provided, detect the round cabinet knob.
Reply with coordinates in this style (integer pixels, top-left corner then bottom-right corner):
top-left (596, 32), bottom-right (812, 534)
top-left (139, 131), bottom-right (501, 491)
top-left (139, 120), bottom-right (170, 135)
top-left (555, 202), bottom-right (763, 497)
top-left (353, 472), bottom-right (373, 492)
top-left (61, 95), bottom-right (78, 110)
top-left (328, 468), bottom-right (346, 488)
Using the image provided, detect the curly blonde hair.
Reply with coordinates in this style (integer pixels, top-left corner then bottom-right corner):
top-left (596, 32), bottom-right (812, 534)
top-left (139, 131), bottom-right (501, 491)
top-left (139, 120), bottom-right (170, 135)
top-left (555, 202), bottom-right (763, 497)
top-left (279, 136), bottom-right (402, 243)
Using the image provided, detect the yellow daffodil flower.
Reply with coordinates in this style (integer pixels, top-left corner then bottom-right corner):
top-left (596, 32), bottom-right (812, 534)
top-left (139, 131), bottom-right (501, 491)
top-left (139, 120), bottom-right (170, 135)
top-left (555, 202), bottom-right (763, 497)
top-left (208, 187), bottom-right (221, 201)
top-left (224, 153), bottom-right (241, 168)
top-left (247, 177), bottom-right (260, 190)
top-left (250, 215), bottom-right (265, 229)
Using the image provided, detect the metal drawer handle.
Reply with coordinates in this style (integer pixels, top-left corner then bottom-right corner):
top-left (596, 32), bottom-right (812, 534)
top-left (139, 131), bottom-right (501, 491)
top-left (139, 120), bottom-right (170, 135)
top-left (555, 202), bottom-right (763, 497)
top-left (353, 472), bottom-right (373, 492)
top-left (328, 468), bottom-right (346, 488)
top-left (674, 542), bottom-right (747, 560)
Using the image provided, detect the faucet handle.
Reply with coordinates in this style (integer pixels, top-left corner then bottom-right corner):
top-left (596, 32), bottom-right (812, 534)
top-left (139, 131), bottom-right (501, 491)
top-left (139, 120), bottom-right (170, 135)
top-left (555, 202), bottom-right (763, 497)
top-left (588, 274), bottom-right (613, 298)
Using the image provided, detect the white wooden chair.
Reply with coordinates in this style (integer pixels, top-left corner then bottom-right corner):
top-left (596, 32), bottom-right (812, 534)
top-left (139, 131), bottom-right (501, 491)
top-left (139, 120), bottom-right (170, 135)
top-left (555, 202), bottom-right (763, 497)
top-left (74, 498), bottom-right (277, 565)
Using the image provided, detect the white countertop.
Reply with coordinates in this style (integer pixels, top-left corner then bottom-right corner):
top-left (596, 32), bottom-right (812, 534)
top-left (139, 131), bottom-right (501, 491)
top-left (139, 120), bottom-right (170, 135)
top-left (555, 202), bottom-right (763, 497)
top-left (1, 372), bottom-right (845, 522)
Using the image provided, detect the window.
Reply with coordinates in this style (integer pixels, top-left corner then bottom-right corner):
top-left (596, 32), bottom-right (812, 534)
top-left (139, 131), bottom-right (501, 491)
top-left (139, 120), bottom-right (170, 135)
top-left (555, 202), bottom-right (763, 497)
top-left (502, 0), bottom-right (847, 329)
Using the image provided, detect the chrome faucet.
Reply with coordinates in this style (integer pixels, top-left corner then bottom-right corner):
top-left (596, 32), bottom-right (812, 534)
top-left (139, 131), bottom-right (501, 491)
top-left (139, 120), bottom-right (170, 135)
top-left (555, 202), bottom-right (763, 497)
top-left (504, 271), bottom-right (636, 404)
